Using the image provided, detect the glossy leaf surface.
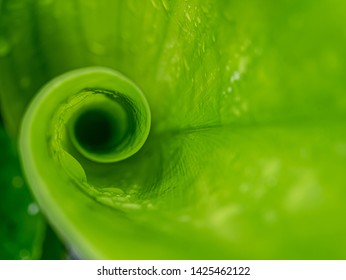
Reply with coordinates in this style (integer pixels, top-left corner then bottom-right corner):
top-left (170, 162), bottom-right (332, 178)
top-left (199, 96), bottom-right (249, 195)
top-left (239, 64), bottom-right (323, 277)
top-left (0, 0), bottom-right (346, 259)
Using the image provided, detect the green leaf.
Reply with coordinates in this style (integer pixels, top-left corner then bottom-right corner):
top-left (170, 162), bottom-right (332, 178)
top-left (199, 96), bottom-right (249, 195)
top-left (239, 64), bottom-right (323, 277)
top-left (0, 0), bottom-right (346, 259)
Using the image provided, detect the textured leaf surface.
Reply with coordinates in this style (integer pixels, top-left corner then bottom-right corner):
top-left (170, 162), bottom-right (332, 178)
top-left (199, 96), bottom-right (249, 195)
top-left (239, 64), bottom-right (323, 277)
top-left (0, 0), bottom-right (346, 259)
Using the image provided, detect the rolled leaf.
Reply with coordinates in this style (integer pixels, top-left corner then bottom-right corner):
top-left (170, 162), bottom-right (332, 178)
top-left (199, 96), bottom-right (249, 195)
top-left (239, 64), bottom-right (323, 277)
top-left (0, 0), bottom-right (346, 259)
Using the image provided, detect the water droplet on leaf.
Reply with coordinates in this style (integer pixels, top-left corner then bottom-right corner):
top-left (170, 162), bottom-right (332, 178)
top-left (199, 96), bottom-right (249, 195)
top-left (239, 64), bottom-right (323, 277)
top-left (28, 203), bottom-right (40, 215)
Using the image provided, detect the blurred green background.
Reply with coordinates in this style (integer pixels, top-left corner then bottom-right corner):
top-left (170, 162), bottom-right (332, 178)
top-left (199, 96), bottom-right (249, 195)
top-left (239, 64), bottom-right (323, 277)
top-left (0, 0), bottom-right (346, 259)
top-left (0, 124), bottom-right (67, 259)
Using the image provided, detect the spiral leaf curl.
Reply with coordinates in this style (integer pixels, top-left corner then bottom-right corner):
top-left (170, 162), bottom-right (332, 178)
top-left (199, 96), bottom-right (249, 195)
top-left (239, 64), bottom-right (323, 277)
top-left (19, 67), bottom-right (155, 257)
